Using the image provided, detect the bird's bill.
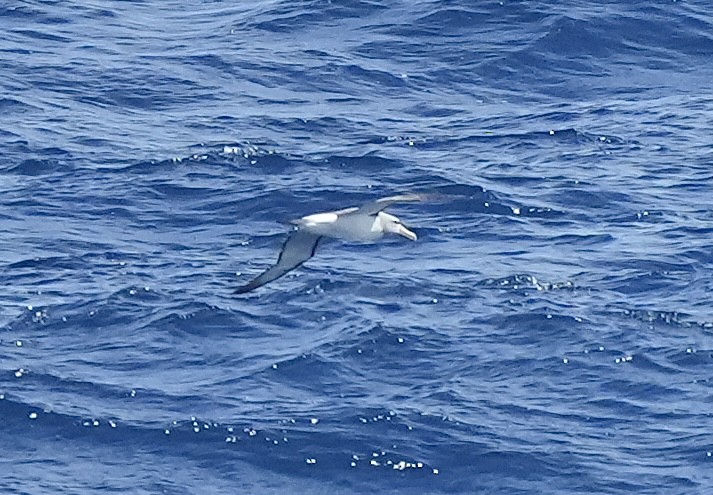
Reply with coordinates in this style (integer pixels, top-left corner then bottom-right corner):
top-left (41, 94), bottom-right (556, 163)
top-left (397, 224), bottom-right (417, 241)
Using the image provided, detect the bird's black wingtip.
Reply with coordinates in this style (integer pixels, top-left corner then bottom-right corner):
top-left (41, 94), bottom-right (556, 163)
top-left (234, 283), bottom-right (257, 295)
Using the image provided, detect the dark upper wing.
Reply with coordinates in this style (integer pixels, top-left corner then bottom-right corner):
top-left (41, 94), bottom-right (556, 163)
top-left (355, 194), bottom-right (424, 215)
top-left (235, 230), bottom-right (322, 294)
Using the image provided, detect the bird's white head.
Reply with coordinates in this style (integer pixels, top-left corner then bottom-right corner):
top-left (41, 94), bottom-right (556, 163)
top-left (379, 212), bottom-right (417, 241)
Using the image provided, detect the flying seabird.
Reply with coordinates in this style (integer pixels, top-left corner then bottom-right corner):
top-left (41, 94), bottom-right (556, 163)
top-left (235, 194), bottom-right (423, 293)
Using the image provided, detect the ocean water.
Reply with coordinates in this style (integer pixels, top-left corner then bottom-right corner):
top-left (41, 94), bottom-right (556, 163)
top-left (2, 1), bottom-right (713, 493)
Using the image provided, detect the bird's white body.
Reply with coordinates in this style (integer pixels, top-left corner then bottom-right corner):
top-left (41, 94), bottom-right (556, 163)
top-left (299, 211), bottom-right (408, 242)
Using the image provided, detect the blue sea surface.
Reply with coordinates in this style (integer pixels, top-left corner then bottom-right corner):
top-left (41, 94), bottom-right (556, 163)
top-left (2, 1), bottom-right (713, 493)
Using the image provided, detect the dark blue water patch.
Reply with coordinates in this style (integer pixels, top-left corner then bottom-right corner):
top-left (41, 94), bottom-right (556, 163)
top-left (381, 1), bottom-right (544, 39)
top-left (398, 103), bottom-right (465, 120)
top-left (1, 370), bottom-right (135, 417)
top-left (259, 115), bottom-right (360, 137)
top-left (601, 257), bottom-right (695, 277)
top-left (250, 0), bottom-right (388, 33)
top-left (664, 175), bottom-right (713, 194)
top-left (2, 145), bottom-right (74, 175)
top-left (623, 350), bottom-right (701, 379)
top-left (0, 97), bottom-right (39, 114)
top-left (0, 4), bottom-right (71, 25)
top-left (145, 181), bottom-right (217, 202)
top-left (0, 396), bottom-right (98, 439)
top-left (415, 6), bottom-right (496, 32)
top-left (483, 312), bottom-right (586, 348)
top-left (184, 53), bottom-right (236, 73)
top-left (0, 5), bottom-right (36, 20)
top-left (340, 63), bottom-right (411, 90)
top-left (668, 347), bottom-right (713, 372)
top-left (600, 270), bottom-right (693, 297)
top-left (550, 233), bottom-right (614, 247)
top-left (476, 4), bottom-right (713, 97)
top-left (80, 74), bottom-right (207, 112)
top-left (10, 28), bottom-right (71, 43)
top-left (615, 4), bottom-right (713, 61)
top-left (543, 185), bottom-right (634, 212)
top-left (534, 16), bottom-right (626, 59)
top-left (321, 153), bottom-right (405, 173)
top-left (142, 304), bottom-right (283, 340)
top-left (222, 148), bottom-right (306, 175)
top-left (619, 308), bottom-right (699, 328)
top-left (3, 254), bottom-right (84, 273)
top-left (112, 146), bottom-right (270, 175)
top-left (604, 209), bottom-right (667, 225)
top-left (264, 353), bottom-right (357, 400)
top-left (416, 128), bottom-right (627, 156)
top-left (678, 247), bottom-right (713, 267)
top-left (330, 323), bottom-right (438, 368)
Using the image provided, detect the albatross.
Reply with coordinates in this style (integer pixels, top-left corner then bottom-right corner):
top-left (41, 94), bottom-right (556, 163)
top-left (235, 194), bottom-right (423, 293)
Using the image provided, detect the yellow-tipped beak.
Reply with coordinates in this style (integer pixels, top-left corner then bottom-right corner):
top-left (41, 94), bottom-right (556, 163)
top-left (398, 224), bottom-right (417, 241)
